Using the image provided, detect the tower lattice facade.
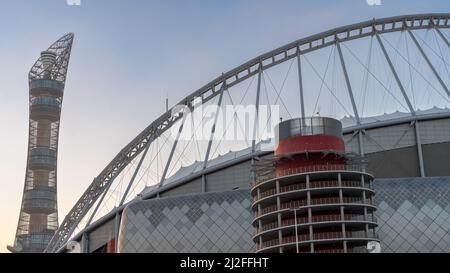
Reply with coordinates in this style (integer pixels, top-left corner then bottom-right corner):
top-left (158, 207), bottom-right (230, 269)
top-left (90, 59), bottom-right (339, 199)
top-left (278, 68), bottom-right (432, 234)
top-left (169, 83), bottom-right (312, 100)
top-left (8, 33), bottom-right (74, 253)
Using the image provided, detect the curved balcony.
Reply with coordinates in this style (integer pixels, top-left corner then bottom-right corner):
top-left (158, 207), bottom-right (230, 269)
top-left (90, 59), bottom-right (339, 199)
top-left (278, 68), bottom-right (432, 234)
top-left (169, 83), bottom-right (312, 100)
top-left (22, 186), bottom-right (57, 214)
top-left (251, 165), bottom-right (373, 192)
top-left (253, 174), bottom-right (378, 253)
top-left (253, 196), bottom-right (375, 221)
top-left (254, 217), bottom-right (377, 242)
top-left (252, 180), bottom-right (375, 207)
top-left (256, 213), bottom-right (377, 233)
top-left (15, 231), bottom-right (55, 253)
top-left (29, 79), bottom-right (64, 97)
top-left (28, 147), bottom-right (57, 171)
top-left (256, 232), bottom-right (379, 253)
top-left (30, 96), bottom-right (61, 122)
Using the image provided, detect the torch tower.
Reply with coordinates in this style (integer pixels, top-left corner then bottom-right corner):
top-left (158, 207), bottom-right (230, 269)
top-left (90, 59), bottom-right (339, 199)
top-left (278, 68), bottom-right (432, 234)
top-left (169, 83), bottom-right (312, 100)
top-left (8, 33), bottom-right (74, 253)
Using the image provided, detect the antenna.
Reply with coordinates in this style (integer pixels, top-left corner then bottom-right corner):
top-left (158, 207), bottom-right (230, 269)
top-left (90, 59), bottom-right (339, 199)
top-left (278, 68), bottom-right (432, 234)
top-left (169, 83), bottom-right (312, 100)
top-left (165, 92), bottom-right (169, 112)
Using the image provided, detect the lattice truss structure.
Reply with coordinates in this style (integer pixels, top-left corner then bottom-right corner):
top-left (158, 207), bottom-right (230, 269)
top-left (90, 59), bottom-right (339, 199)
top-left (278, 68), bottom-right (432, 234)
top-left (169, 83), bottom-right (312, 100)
top-left (9, 33), bottom-right (74, 253)
top-left (29, 33), bottom-right (74, 84)
top-left (45, 14), bottom-right (450, 252)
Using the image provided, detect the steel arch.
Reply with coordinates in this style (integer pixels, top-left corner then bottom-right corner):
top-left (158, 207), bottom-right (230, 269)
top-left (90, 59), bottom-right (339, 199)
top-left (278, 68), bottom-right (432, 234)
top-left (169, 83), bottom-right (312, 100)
top-left (45, 13), bottom-right (450, 253)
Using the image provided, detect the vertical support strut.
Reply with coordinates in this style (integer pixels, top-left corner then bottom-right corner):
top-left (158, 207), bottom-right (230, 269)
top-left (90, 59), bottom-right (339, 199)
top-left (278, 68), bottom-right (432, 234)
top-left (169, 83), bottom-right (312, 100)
top-left (293, 209), bottom-right (299, 253)
top-left (81, 233), bottom-right (89, 253)
top-left (376, 33), bottom-right (415, 114)
top-left (252, 66), bottom-right (263, 154)
top-left (297, 48), bottom-right (306, 120)
top-left (114, 211), bottom-right (121, 253)
top-left (378, 31), bottom-right (425, 177)
top-left (251, 66), bottom-right (263, 184)
top-left (158, 122), bottom-right (185, 188)
top-left (119, 138), bottom-right (152, 206)
top-left (336, 40), bottom-right (361, 125)
top-left (358, 130), bottom-right (365, 157)
top-left (435, 27), bottom-right (450, 48)
top-left (203, 82), bottom-right (227, 170)
top-left (201, 175), bottom-right (206, 193)
top-left (414, 121), bottom-right (426, 177)
top-left (408, 29), bottom-right (450, 99)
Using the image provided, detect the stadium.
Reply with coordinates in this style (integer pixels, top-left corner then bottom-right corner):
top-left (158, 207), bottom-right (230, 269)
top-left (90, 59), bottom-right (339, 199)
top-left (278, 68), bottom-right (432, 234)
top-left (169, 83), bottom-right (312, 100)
top-left (11, 13), bottom-right (450, 253)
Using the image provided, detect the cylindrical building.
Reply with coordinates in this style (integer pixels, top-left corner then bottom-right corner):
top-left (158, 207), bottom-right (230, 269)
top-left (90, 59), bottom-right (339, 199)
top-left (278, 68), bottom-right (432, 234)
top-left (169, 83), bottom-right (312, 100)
top-left (251, 117), bottom-right (379, 253)
top-left (8, 34), bottom-right (74, 253)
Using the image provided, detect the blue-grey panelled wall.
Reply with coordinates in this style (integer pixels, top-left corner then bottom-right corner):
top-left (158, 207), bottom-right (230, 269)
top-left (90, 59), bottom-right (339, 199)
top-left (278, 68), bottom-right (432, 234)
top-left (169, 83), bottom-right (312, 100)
top-left (118, 190), bottom-right (254, 253)
top-left (374, 177), bottom-right (450, 252)
top-left (117, 177), bottom-right (450, 253)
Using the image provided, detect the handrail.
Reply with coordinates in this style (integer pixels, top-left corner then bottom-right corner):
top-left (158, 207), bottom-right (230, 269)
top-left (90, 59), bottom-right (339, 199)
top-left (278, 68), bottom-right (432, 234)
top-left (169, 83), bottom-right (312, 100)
top-left (253, 164), bottom-right (369, 186)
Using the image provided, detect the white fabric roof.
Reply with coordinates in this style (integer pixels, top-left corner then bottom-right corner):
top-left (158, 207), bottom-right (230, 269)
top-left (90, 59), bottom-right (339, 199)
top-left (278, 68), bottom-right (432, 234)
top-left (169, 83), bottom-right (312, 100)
top-left (142, 107), bottom-right (450, 195)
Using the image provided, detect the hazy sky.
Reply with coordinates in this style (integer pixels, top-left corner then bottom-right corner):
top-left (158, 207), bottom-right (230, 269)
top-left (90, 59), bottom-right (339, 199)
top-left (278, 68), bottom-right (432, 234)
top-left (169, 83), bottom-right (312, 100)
top-left (0, 0), bottom-right (449, 253)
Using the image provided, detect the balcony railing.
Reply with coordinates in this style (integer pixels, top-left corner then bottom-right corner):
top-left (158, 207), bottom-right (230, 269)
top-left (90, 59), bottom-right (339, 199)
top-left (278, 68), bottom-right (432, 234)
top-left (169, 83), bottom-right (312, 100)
top-left (253, 164), bottom-right (369, 186)
top-left (256, 231), bottom-right (378, 251)
top-left (254, 197), bottom-right (373, 218)
top-left (253, 179), bottom-right (373, 202)
top-left (257, 214), bottom-right (377, 234)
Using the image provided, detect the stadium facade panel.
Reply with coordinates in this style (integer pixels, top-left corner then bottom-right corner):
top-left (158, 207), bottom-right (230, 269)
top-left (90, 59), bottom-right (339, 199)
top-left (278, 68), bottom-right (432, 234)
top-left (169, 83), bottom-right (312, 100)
top-left (114, 176), bottom-right (450, 253)
top-left (374, 177), bottom-right (450, 253)
top-left (117, 190), bottom-right (254, 253)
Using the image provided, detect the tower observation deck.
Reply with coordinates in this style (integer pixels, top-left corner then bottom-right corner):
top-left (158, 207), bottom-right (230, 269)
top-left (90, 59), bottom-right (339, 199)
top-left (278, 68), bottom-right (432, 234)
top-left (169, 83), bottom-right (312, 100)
top-left (8, 33), bottom-right (74, 253)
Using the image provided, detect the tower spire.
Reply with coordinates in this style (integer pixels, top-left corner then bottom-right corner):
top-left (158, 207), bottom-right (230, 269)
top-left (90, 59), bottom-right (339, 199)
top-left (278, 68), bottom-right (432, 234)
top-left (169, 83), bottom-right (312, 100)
top-left (8, 33), bottom-right (74, 253)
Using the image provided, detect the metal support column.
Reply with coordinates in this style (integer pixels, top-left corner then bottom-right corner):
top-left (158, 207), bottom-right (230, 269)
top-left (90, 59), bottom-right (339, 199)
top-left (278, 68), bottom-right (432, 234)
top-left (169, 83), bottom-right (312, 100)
top-left (251, 67), bottom-right (263, 186)
top-left (275, 180), bottom-right (282, 253)
top-left (201, 174), bottom-right (206, 193)
top-left (81, 233), bottom-right (89, 253)
top-left (297, 49), bottom-right (306, 120)
top-left (338, 173), bottom-right (347, 253)
top-left (252, 66), bottom-right (263, 155)
top-left (114, 211), bottom-right (121, 253)
top-left (358, 130), bottom-right (365, 157)
top-left (376, 33), bottom-right (415, 113)
top-left (408, 29), bottom-right (450, 99)
top-left (203, 82), bottom-right (227, 170)
top-left (293, 209), bottom-right (299, 253)
top-left (361, 175), bottom-right (369, 236)
top-left (336, 41), bottom-right (361, 125)
top-left (306, 175), bottom-right (314, 253)
top-left (414, 121), bottom-right (426, 177)
top-left (435, 27), bottom-right (450, 48)
top-left (158, 122), bottom-right (185, 188)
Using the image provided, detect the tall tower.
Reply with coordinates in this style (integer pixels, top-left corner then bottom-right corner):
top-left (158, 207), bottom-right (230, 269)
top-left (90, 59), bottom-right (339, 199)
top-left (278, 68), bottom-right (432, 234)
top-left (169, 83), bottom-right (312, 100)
top-left (8, 33), bottom-right (74, 253)
top-left (252, 117), bottom-right (379, 253)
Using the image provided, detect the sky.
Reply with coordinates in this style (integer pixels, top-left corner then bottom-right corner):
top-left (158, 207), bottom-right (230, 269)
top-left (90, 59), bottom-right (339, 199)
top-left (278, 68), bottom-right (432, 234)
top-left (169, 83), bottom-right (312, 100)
top-left (0, 0), bottom-right (449, 253)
